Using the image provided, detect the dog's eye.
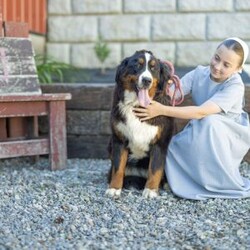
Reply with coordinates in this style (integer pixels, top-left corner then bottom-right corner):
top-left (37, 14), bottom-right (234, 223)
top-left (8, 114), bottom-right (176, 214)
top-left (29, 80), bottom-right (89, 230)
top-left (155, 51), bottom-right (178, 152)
top-left (138, 58), bottom-right (144, 65)
top-left (138, 58), bottom-right (144, 67)
top-left (137, 62), bottom-right (143, 69)
top-left (150, 64), bottom-right (156, 71)
top-left (149, 60), bottom-right (156, 71)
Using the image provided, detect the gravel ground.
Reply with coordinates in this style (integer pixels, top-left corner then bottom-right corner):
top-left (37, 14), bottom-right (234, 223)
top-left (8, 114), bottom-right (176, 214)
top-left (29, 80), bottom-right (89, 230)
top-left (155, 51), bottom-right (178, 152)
top-left (0, 158), bottom-right (249, 250)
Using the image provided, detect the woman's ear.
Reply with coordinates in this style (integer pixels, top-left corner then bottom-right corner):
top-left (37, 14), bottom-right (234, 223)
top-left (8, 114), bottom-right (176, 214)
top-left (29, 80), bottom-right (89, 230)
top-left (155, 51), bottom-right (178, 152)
top-left (238, 66), bottom-right (243, 73)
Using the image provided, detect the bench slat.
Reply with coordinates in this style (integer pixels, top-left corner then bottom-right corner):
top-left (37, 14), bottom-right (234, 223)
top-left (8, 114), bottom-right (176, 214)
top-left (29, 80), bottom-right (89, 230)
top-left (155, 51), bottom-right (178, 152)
top-left (0, 93), bottom-right (71, 102)
top-left (0, 138), bottom-right (49, 158)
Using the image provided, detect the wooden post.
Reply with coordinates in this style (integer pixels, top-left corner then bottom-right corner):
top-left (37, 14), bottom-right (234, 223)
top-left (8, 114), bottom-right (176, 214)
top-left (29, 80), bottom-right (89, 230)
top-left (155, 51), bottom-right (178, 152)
top-left (0, 4), bottom-right (3, 37)
top-left (0, 21), bottom-right (3, 37)
top-left (26, 116), bottom-right (40, 163)
top-left (49, 101), bottom-right (67, 170)
top-left (0, 118), bottom-right (7, 140)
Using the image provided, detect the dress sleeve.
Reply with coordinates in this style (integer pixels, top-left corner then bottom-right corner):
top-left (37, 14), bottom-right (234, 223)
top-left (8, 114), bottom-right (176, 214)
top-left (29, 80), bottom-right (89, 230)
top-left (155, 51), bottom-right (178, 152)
top-left (180, 68), bottom-right (196, 95)
top-left (209, 82), bottom-right (244, 113)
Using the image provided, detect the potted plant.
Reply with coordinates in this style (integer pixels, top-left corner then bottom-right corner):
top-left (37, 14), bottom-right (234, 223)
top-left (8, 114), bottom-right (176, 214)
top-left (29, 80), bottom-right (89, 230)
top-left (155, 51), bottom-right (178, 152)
top-left (94, 37), bottom-right (111, 75)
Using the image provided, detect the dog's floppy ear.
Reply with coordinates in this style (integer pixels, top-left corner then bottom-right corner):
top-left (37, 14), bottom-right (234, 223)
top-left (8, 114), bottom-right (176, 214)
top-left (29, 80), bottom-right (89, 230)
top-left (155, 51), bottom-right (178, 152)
top-left (114, 57), bottom-right (129, 101)
top-left (159, 60), bottom-right (171, 91)
top-left (115, 57), bottom-right (129, 83)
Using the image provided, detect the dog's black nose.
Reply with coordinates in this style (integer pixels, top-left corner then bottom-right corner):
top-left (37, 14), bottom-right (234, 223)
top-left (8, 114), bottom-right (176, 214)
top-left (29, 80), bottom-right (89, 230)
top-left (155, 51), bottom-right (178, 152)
top-left (142, 77), bottom-right (152, 87)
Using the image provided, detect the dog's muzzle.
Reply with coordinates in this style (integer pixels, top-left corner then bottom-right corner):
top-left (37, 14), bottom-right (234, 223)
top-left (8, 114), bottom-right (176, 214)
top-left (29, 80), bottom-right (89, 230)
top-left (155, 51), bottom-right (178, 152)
top-left (141, 76), bottom-right (152, 88)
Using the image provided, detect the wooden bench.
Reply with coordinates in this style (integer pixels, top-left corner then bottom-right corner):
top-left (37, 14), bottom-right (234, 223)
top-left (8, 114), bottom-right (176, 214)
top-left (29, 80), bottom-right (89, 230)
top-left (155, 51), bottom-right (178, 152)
top-left (0, 21), bottom-right (71, 170)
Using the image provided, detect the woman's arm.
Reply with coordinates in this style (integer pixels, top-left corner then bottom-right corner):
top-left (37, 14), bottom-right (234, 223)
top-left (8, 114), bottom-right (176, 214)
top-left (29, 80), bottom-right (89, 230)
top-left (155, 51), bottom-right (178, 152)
top-left (133, 100), bottom-right (222, 121)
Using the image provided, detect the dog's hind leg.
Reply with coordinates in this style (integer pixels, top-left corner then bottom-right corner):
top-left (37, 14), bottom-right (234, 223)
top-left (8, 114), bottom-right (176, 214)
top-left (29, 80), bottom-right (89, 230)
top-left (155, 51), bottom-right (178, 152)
top-left (106, 143), bottom-right (128, 198)
top-left (142, 145), bottom-right (165, 198)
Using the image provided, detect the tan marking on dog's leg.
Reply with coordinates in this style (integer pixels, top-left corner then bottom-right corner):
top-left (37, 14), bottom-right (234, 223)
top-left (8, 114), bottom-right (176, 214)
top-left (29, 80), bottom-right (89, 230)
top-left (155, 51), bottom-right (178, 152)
top-left (143, 163), bottom-right (164, 198)
top-left (146, 167), bottom-right (164, 189)
top-left (109, 148), bottom-right (128, 189)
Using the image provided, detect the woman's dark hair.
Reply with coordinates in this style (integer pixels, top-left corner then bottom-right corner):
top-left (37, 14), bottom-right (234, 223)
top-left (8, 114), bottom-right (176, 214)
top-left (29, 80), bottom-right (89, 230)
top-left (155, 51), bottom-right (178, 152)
top-left (218, 39), bottom-right (244, 67)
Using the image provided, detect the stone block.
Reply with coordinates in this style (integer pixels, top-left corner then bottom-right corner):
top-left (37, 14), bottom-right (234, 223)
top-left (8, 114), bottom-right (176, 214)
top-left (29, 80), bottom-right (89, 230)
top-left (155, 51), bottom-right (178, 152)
top-left (48, 0), bottom-right (71, 14)
top-left (39, 103), bottom-right (112, 138)
top-left (30, 34), bottom-right (46, 55)
top-left (100, 111), bottom-right (111, 135)
top-left (46, 43), bottom-right (70, 64)
top-left (72, 0), bottom-right (121, 13)
top-left (71, 43), bottom-right (121, 68)
top-left (67, 110), bottom-right (100, 135)
top-left (67, 135), bottom-right (110, 158)
top-left (48, 16), bottom-right (98, 42)
top-left (152, 14), bottom-right (206, 41)
top-left (207, 13), bottom-right (250, 40)
top-left (176, 42), bottom-right (217, 67)
top-left (124, 0), bottom-right (175, 13)
top-left (100, 15), bottom-right (150, 42)
top-left (123, 43), bottom-right (175, 63)
top-left (235, 0), bottom-right (250, 10)
top-left (41, 84), bottom-right (114, 110)
top-left (178, 0), bottom-right (233, 12)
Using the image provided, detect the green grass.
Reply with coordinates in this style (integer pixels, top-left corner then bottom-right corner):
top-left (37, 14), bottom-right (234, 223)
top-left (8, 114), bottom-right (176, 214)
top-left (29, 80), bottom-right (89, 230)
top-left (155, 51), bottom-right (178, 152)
top-left (35, 55), bottom-right (75, 84)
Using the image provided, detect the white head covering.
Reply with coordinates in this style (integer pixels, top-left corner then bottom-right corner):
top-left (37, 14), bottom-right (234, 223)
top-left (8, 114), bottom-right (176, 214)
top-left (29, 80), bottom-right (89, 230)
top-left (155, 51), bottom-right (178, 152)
top-left (224, 37), bottom-right (249, 71)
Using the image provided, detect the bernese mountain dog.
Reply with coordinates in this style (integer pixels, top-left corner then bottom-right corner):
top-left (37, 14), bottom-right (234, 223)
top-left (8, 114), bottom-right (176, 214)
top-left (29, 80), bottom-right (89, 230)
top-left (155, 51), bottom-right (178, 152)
top-left (106, 50), bottom-right (175, 198)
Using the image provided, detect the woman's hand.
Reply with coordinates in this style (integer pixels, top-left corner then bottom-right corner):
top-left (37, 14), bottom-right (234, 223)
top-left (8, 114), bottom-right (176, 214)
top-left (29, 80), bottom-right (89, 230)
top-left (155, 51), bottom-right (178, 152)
top-left (133, 100), bottom-right (165, 121)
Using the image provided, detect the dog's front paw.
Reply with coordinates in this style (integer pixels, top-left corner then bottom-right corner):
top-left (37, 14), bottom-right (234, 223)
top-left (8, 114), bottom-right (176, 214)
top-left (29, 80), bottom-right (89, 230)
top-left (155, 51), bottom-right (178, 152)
top-left (142, 188), bottom-right (159, 198)
top-left (105, 188), bottom-right (122, 198)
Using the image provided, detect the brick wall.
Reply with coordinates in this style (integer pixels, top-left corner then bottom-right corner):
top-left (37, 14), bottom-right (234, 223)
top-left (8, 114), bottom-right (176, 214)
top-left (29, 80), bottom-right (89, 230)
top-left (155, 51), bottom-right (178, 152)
top-left (47, 0), bottom-right (250, 69)
top-left (41, 84), bottom-right (250, 163)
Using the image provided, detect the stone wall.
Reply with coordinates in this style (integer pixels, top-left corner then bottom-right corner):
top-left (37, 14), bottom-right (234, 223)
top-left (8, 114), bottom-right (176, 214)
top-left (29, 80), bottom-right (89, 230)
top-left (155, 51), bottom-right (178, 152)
top-left (41, 84), bottom-right (250, 163)
top-left (47, 0), bottom-right (250, 69)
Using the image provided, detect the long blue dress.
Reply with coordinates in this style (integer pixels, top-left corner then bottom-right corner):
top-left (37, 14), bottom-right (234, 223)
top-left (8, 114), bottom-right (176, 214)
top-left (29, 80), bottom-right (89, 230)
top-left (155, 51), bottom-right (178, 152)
top-left (165, 66), bottom-right (250, 200)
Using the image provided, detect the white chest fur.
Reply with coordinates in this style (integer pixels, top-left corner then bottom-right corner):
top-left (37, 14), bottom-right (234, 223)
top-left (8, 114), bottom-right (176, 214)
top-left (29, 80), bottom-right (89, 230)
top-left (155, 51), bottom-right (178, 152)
top-left (116, 90), bottom-right (158, 159)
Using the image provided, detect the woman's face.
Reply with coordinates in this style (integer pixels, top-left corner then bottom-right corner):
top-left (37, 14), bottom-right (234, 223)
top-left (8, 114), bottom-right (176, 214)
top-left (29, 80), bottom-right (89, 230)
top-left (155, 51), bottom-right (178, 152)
top-left (210, 44), bottom-right (242, 83)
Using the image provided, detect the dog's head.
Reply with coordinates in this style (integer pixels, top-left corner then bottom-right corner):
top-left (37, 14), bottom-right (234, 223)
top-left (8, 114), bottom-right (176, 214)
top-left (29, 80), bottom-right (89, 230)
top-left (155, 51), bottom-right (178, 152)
top-left (115, 50), bottom-right (171, 107)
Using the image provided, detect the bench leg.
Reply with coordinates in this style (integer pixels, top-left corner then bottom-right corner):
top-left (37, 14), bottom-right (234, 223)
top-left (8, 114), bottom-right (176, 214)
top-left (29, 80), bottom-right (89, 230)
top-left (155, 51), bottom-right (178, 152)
top-left (0, 119), bottom-right (7, 140)
top-left (49, 101), bottom-right (67, 170)
top-left (26, 116), bottom-right (40, 164)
